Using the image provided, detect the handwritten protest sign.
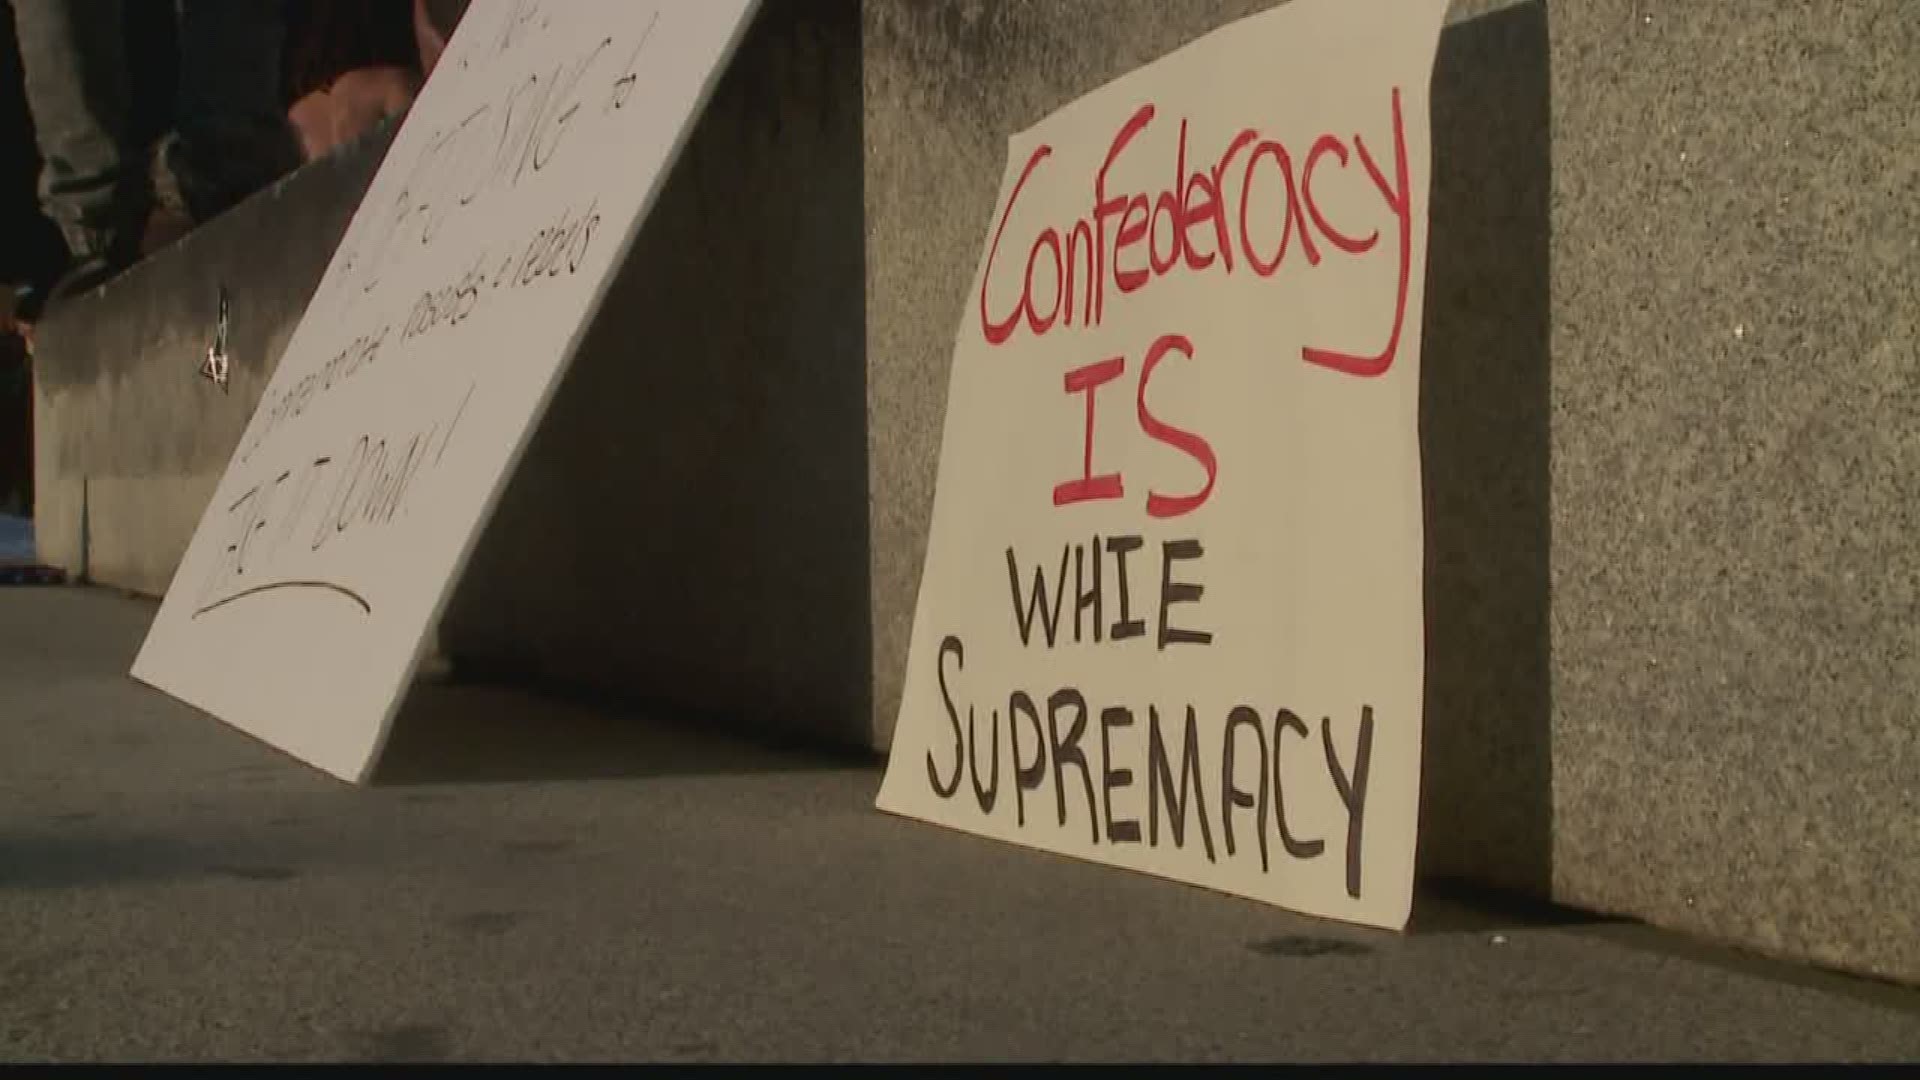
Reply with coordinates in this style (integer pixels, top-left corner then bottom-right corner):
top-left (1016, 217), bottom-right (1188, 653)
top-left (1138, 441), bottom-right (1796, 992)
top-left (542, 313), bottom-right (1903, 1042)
top-left (132, 0), bottom-right (759, 781)
top-left (876, 0), bottom-right (1447, 930)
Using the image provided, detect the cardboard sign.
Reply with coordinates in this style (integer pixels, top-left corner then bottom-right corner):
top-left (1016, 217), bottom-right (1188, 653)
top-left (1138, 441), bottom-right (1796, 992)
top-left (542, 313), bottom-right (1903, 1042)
top-left (133, 0), bottom-right (759, 781)
top-left (876, 0), bottom-right (1446, 930)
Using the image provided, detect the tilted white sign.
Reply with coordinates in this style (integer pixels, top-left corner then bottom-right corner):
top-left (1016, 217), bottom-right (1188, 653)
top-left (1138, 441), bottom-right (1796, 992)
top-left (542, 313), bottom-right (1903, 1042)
top-left (877, 0), bottom-right (1447, 930)
top-left (133, 0), bottom-right (760, 781)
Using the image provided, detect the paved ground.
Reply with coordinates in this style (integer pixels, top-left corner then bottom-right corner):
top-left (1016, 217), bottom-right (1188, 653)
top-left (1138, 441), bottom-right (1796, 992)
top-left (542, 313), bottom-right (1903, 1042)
top-left (3, 586), bottom-right (1918, 1062)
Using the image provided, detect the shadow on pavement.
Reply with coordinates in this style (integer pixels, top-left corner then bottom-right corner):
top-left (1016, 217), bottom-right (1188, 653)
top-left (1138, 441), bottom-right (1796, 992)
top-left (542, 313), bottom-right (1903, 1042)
top-left (370, 677), bottom-right (878, 785)
top-left (0, 828), bottom-right (310, 891)
top-left (1409, 877), bottom-right (1625, 934)
top-left (1410, 878), bottom-right (1920, 1017)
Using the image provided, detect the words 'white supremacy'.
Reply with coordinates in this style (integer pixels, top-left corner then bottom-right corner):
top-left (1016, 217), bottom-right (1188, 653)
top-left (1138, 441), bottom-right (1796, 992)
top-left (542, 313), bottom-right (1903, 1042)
top-left (877, 0), bottom-right (1447, 930)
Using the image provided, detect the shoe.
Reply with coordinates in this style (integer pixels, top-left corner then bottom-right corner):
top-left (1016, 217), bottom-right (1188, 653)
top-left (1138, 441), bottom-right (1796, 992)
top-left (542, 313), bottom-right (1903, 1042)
top-left (0, 212), bottom-right (67, 294)
top-left (12, 246), bottom-right (138, 327)
top-left (3, 215), bottom-right (70, 331)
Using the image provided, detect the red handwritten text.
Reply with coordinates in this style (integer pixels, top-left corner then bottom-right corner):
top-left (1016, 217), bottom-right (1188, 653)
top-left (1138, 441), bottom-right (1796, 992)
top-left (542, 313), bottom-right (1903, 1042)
top-left (1054, 332), bottom-right (1218, 519)
top-left (979, 89), bottom-right (1412, 380)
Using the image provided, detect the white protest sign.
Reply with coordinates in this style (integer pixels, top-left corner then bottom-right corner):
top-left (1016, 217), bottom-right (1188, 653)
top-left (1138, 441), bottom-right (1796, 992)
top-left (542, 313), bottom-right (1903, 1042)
top-left (133, 0), bottom-right (759, 781)
top-left (876, 0), bottom-right (1446, 930)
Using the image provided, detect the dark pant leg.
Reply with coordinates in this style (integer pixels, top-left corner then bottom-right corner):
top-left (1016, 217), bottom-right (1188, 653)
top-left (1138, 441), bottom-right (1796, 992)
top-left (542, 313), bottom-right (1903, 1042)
top-left (157, 0), bottom-right (299, 223)
top-left (10, 0), bottom-right (142, 264)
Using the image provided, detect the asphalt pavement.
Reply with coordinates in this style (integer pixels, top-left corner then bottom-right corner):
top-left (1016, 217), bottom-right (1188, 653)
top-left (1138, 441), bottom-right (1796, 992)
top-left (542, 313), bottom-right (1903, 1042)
top-left (3, 586), bottom-right (1918, 1062)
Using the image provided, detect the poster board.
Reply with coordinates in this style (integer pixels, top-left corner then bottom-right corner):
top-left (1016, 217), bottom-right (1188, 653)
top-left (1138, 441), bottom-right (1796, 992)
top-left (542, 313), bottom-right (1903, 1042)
top-left (132, 0), bottom-right (760, 782)
top-left (875, 0), bottom-right (1447, 930)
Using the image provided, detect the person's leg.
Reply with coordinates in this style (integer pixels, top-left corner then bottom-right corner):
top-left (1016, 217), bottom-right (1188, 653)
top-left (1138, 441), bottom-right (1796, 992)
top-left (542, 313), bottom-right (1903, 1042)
top-left (156, 0), bottom-right (300, 224)
top-left (10, 0), bottom-right (143, 293)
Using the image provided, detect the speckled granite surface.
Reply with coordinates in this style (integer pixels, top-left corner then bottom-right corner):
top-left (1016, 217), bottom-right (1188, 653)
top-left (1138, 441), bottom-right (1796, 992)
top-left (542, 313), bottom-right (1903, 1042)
top-left (1540, 0), bottom-right (1918, 984)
